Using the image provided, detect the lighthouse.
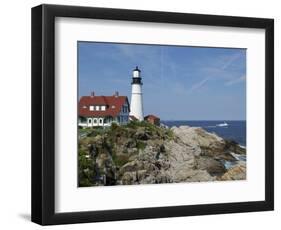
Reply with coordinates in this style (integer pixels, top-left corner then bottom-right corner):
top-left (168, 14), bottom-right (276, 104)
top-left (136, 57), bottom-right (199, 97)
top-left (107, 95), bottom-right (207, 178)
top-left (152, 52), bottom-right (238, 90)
top-left (130, 66), bottom-right (144, 121)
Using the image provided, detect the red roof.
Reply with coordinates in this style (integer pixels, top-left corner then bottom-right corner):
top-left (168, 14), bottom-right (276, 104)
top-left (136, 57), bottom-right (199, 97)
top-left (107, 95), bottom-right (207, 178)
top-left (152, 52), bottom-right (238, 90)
top-left (144, 114), bottom-right (160, 120)
top-left (79, 95), bottom-right (129, 117)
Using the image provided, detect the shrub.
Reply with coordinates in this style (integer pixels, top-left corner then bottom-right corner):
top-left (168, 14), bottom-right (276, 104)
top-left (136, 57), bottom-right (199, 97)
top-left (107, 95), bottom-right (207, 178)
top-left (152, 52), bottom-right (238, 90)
top-left (112, 154), bottom-right (130, 167)
top-left (136, 141), bottom-right (147, 150)
top-left (165, 129), bottom-right (174, 140)
top-left (110, 122), bottom-right (119, 131)
top-left (78, 150), bottom-right (95, 187)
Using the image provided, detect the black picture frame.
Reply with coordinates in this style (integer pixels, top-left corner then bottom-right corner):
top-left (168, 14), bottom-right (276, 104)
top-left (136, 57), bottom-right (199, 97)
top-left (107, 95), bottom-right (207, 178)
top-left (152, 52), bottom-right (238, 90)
top-left (31, 4), bottom-right (274, 225)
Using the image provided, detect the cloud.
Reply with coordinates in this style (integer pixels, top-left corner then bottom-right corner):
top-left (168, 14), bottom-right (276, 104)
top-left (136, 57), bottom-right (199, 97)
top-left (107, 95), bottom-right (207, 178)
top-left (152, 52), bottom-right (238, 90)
top-left (221, 52), bottom-right (243, 70)
top-left (169, 77), bottom-right (209, 97)
top-left (168, 52), bottom-right (245, 95)
top-left (189, 78), bottom-right (209, 92)
top-left (225, 74), bottom-right (246, 86)
top-left (197, 51), bottom-right (245, 88)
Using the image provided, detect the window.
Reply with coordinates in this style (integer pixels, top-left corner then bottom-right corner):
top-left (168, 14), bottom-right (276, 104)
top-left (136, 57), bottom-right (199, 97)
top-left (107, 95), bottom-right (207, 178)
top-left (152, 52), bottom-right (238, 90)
top-left (96, 106), bottom-right (100, 111)
top-left (101, 105), bottom-right (106, 111)
top-left (93, 118), bottom-right (97, 124)
top-left (80, 117), bottom-right (87, 123)
top-left (89, 106), bottom-right (94, 111)
top-left (99, 118), bottom-right (103, 124)
top-left (88, 118), bottom-right (92, 124)
top-left (83, 105), bottom-right (87, 109)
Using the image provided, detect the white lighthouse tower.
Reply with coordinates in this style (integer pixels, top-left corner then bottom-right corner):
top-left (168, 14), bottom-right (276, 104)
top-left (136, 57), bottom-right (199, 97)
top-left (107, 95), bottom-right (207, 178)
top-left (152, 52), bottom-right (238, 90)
top-left (130, 66), bottom-right (144, 121)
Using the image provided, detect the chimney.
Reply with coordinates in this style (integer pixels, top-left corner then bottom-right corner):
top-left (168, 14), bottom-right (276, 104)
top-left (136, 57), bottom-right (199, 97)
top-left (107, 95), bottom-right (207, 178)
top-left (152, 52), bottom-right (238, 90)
top-left (91, 91), bottom-right (95, 97)
top-left (114, 91), bottom-right (119, 97)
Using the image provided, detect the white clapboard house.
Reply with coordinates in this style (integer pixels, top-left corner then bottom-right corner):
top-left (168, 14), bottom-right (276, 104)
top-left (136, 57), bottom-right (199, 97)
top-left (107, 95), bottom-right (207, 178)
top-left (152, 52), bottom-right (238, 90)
top-left (78, 92), bottom-right (130, 127)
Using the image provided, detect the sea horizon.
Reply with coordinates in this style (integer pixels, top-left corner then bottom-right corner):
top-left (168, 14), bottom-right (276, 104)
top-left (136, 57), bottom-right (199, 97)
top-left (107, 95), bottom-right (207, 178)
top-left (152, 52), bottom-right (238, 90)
top-left (161, 120), bottom-right (246, 147)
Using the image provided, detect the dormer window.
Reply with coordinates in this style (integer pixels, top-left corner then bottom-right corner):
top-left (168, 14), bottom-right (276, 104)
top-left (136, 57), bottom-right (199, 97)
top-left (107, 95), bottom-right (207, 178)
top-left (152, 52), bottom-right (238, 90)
top-left (83, 105), bottom-right (87, 109)
top-left (112, 105), bottom-right (115, 109)
top-left (88, 105), bottom-right (107, 111)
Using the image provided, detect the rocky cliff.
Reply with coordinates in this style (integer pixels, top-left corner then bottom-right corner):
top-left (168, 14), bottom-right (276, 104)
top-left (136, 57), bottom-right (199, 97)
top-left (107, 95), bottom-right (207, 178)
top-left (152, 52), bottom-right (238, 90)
top-left (78, 122), bottom-right (246, 187)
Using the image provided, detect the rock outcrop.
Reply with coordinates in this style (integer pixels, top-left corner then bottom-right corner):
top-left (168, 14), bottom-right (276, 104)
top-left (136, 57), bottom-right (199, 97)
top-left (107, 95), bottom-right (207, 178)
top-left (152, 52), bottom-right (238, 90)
top-left (220, 163), bottom-right (246, 180)
top-left (78, 122), bottom-right (246, 186)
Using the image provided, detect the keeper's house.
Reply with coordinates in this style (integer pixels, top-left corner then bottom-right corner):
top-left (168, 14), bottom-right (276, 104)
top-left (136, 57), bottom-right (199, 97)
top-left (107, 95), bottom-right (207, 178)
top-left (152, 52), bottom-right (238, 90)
top-left (78, 91), bottom-right (130, 127)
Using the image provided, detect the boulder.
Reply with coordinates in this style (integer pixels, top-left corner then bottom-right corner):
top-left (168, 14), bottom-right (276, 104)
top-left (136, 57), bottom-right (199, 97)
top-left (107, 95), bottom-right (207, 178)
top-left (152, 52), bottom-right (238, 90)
top-left (220, 163), bottom-right (246, 180)
top-left (224, 140), bottom-right (246, 155)
top-left (195, 156), bottom-right (226, 176)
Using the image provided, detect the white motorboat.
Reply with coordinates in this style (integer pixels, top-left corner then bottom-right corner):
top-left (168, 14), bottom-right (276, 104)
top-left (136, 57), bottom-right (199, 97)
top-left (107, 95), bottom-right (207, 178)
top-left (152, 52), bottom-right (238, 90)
top-left (216, 121), bottom-right (229, 127)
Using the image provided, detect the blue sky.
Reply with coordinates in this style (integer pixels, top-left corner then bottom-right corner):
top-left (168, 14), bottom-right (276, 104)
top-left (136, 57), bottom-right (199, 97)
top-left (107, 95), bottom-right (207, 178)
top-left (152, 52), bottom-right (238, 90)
top-left (78, 42), bottom-right (246, 120)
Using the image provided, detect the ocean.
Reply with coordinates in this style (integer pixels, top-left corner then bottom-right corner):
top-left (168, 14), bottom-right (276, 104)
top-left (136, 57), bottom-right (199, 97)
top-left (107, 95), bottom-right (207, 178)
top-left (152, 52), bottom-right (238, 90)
top-left (162, 120), bottom-right (246, 147)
